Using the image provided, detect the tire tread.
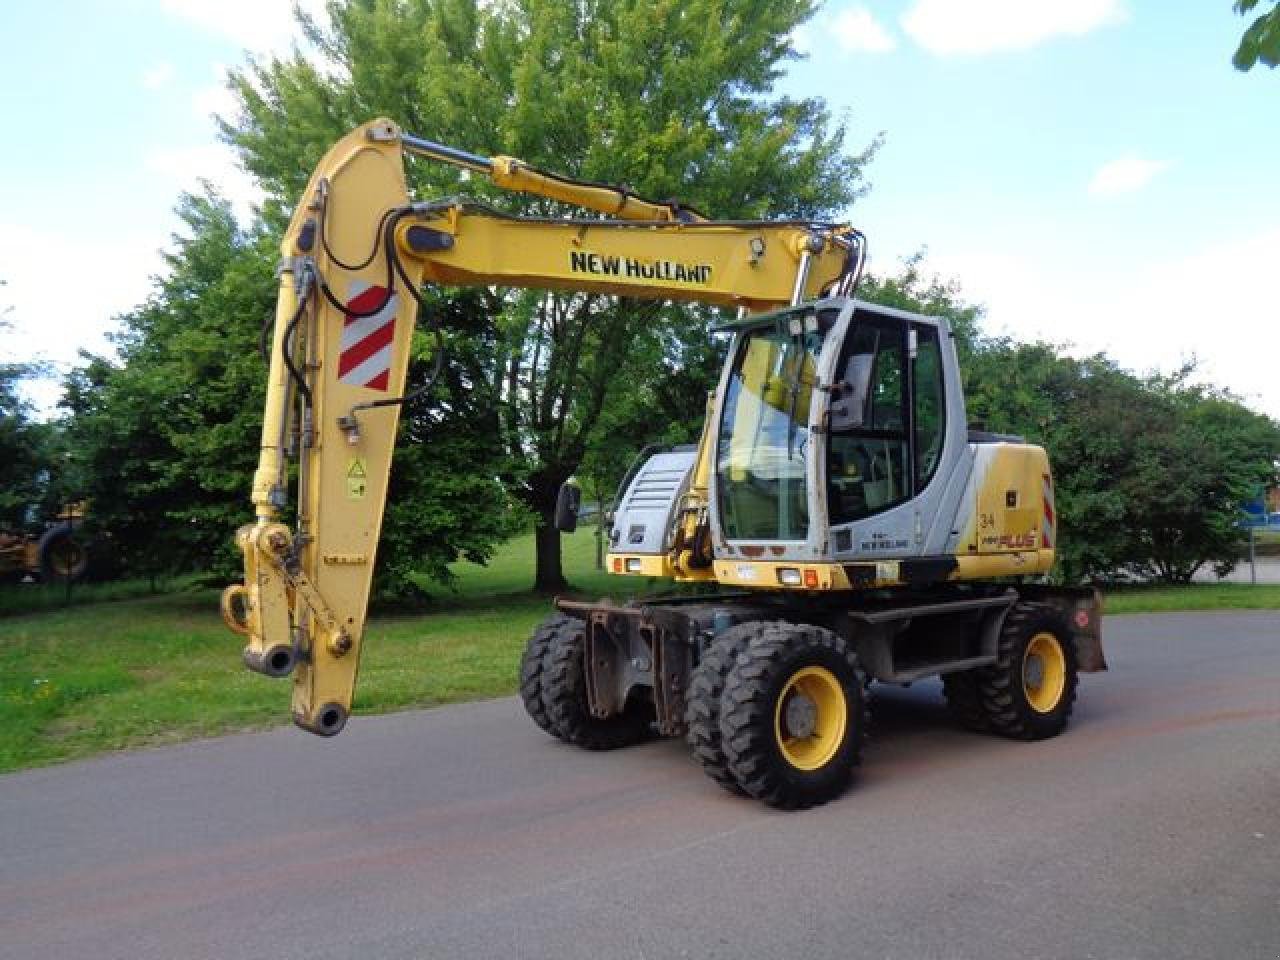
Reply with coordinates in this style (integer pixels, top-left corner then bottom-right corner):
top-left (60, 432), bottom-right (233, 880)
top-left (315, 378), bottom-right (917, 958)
top-left (542, 619), bottom-right (652, 751)
top-left (720, 624), bottom-right (868, 810)
top-left (519, 614), bottom-right (571, 739)
top-left (979, 602), bottom-right (1078, 740)
top-left (686, 623), bottom-right (763, 795)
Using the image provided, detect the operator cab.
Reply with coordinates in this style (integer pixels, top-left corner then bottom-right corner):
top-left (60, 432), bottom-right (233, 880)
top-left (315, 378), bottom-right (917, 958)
top-left (709, 296), bottom-right (971, 569)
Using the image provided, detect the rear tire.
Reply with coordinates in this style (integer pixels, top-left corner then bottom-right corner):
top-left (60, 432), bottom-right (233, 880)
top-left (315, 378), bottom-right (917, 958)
top-left (520, 614), bottom-right (571, 739)
top-left (720, 624), bottom-right (868, 810)
top-left (542, 616), bottom-right (653, 751)
top-left (979, 603), bottom-right (1078, 740)
top-left (37, 522), bottom-right (88, 583)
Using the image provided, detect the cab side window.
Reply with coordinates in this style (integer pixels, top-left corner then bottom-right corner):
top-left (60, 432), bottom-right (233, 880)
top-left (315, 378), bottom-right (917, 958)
top-left (826, 317), bottom-right (909, 526)
top-left (913, 324), bottom-right (945, 489)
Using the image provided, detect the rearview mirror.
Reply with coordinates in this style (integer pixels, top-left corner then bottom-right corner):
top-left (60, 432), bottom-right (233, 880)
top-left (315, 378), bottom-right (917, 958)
top-left (554, 481), bottom-right (581, 533)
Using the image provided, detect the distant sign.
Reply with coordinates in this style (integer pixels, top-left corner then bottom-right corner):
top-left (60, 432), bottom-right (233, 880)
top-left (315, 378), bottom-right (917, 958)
top-left (1240, 498), bottom-right (1280, 527)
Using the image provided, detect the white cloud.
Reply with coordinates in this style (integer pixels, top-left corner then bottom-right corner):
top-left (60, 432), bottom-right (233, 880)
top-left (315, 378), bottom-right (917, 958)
top-left (832, 7), bottom-right (897, 53)
top-left (144, 144), bottom-right (263, 220)
top-left (916, 227), bottom-right (1280, 417)
top-left (159, 0), bottom-right (327, 54)
top-left (1087, 154), bottom-right (1169, 197)
top-left (0, 221), bottom-right (160, 412)
top-left (1099, 228), bottom-right (1280, 412)
top-left (141, 61), bottom-right (175, 90)
top-left (901, 0), bottom-right (1128, 55)
top-left (192, 64), bottom-right (238, 123)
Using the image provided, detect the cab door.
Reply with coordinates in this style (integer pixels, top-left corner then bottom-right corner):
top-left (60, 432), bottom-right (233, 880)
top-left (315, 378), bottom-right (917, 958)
top-left (823, 305), bottom-right (967, 560)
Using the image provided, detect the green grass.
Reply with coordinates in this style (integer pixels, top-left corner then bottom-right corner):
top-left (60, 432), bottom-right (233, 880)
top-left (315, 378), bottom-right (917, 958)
top-left (0, 527), bottom-right (639, 773)
top-left (0, 575), bottom-right (204, 616)
top-left (2, 526), bottom-right (1278, 773)
top-left (1102, 582), bottom-right (1280, 614)
top-left (411, 524), bottom-right (646, 604)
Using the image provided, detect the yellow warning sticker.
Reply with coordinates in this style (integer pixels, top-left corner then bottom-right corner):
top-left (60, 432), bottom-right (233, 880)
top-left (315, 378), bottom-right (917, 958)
top-left (346, 458), bottom-right (368, 500)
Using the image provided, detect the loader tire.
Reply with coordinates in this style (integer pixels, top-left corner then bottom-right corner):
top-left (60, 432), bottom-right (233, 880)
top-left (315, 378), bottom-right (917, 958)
top-left (941, 669), bottom-right (990, 732)
top-left (542, 617), bottom-right (653, 751)
top-left (38, 522), bottom-right (88, 583)
top-left (520, 614), bottom-right (572, 740)
top-left (685, 623), bottom-right (763, 795)
top-left (979, 602), bottom-right (1078, 740)
top-left (720, 624), bottom-right (868, 810)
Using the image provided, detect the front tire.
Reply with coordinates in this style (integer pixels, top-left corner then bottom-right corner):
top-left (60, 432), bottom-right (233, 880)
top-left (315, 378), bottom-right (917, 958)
top-left (541, 616), bottom-right (653, 751)
top-left (720, 624), bottom-right (868, 810)
top-left (686, 623), bottom-right (763, 795)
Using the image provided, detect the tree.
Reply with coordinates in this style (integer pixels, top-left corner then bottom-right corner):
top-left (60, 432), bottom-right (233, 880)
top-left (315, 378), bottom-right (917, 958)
top-left (966, 346), bottom-right (1280, 584)
top-left (1233, 0), bottom-right (1280, 69)
top-left (221, 0), bottom-right (874, 591)
top-left (1134, 382), bottom-right (1280, 582)
top-left (0, 282), bottom-right (56, 531)
top-left (63, 193), bottom-right (281, 581)
top-left (64, 191), bottom-right (515, 593)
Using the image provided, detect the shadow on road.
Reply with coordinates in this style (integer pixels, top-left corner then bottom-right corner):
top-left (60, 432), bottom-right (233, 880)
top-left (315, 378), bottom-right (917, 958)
top-left (867, 679), bottom-right (954, 737)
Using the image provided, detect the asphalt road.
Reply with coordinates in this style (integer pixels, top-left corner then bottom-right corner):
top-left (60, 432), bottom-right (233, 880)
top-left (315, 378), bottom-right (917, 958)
top-left (1, 613), bottom-right (1277, 960)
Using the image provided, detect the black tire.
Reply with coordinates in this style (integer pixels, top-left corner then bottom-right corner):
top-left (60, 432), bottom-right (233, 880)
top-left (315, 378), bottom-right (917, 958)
top-left (979, 603), bottom-right (1078, 740)
top-left (37, 522), bottom-right (88, 583)
top-left (685, 623), bottom-right (763, 795)
top-left (542, 616), bottom-right (653, 751)
top-left (941, 669), bottom-right (990, 732)
top-left (519, 614), bottom-right (572, 739)
top-left (720, 624), bottom-right (868, 810)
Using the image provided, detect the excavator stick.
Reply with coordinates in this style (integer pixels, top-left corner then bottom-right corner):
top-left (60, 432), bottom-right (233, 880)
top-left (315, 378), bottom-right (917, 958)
top-left (224, 121), bottom-right (423, 735)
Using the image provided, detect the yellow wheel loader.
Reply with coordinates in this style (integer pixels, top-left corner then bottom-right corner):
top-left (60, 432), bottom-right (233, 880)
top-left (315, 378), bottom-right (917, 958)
top-left (224, 119), bottom-right (1105, 810)
top-left (0, 502), bottom-right (89, 583)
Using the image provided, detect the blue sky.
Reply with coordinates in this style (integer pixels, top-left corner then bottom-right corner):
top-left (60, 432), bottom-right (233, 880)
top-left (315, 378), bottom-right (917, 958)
top-left (2, 1), bottom-right (1277, 415)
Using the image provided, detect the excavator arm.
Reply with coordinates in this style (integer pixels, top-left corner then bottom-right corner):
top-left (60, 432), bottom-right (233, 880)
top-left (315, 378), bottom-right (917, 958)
top-left (221, 118), bottom-right (863, 735)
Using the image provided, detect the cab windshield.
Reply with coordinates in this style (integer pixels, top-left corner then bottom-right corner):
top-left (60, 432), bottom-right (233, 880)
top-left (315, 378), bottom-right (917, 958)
top-left (716, 318), bottom-right (823, 541)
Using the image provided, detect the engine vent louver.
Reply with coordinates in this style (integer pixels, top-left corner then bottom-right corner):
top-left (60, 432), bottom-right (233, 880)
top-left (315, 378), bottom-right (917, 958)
top-left (611, 450), bottom-right (696, 556)
top-left (624, 468), bottom-right (688, 509)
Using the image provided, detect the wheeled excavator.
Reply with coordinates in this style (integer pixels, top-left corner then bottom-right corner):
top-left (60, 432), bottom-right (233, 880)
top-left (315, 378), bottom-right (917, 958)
top-left (222, 119), bottom-right (1105, 810)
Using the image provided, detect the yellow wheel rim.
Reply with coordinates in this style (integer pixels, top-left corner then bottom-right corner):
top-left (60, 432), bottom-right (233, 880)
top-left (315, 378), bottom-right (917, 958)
top-left (773, 666), bottom-right (848, 771)
top-left (1023, 631), bottom-right (1066, 714)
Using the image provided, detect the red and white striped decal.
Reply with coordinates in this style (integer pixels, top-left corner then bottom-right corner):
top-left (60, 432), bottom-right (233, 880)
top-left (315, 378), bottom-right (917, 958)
top-left (1041, 473), bottom-right (1055, 548)
top-left (338, 281), bottom-right (397, 391)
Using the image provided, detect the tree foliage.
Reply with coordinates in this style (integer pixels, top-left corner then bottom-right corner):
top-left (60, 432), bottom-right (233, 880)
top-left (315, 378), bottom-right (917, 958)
top-left (1233, 0), bottom-right (1280, 69)
top-left (63, 192), bottom-right (513, 593)
top-left (967, 346), bottom-right (1280, 583)
top-left (63, 193), bottom-right (279, 579)
top-left (0, 283), bottom-right (59, 531)
top-left (221, 0), bottom-right (873, 590)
